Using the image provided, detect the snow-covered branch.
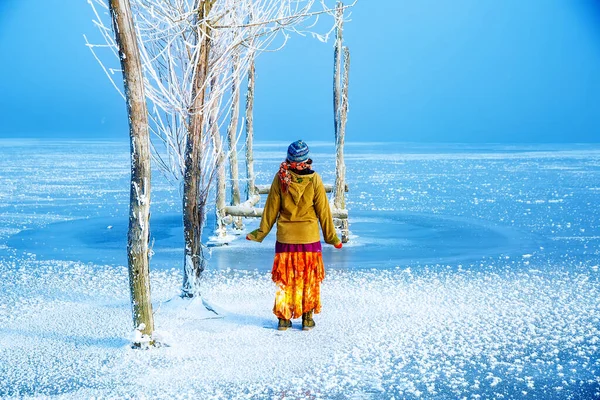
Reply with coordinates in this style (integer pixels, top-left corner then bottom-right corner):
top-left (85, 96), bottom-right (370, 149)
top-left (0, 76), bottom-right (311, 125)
top-left (88, 0), bottom-right (353, 185)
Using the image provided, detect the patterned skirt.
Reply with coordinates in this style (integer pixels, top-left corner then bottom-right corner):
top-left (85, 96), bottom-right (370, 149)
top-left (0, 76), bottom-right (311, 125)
top-left (272, 241), bottom-right (325, 320)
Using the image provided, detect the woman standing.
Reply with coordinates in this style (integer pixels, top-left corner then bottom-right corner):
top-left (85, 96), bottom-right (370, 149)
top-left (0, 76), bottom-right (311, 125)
top-left (246, 140), bottom-right (343, 330)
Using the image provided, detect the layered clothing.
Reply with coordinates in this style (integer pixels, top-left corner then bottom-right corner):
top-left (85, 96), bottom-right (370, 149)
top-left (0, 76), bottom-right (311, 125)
top-left (248, 169), bottom-right (341, 319)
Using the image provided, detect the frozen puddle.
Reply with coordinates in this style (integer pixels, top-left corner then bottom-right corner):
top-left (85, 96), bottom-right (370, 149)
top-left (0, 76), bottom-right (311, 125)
top-left (7, 211), bottom-right (539, 271)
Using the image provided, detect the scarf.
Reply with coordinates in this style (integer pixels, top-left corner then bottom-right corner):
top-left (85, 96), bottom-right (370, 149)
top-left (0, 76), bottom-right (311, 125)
top-left (279, 160), bottom-right (312, 193)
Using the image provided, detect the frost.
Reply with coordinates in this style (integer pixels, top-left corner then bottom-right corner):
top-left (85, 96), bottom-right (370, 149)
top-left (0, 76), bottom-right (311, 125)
top-left (2, 141), bottom-right (600, 398)
top-left (310, 32), bottom-right (329, 43)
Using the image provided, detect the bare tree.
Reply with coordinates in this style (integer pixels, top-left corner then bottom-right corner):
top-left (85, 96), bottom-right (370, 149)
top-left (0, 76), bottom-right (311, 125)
top-left (181, 0), bottom-right (216, 296)
top-left (107, 0), bottom-right (154, 344)
top-left (88, 0), bottom-right (356, 298)
top-left (332, 0), bottom-right (350, 243)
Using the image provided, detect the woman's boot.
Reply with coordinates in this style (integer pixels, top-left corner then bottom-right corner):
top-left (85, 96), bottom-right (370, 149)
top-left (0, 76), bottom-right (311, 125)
top-left (278, 318), bottom-right (292, 331)
top-left (302, 311), bottom-right (315, 330)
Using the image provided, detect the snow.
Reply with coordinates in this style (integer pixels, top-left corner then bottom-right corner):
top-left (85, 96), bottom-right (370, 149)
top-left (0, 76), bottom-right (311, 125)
top-left (132, 323), bottom-right (153, 348)
top-left (1, 262), bottom-right (599, 398)
top-left (1, 141), bottom-right (600, 398)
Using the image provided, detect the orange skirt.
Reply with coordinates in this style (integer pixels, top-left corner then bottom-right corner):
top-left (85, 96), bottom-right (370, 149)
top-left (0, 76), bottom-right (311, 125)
top-left (271, 252), bottom-right (325, 320)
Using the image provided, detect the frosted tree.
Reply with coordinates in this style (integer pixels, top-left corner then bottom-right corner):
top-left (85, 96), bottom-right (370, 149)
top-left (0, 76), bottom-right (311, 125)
top-left (87, 0), bottom-right (355, 298)
top-left (106, 0), bottom-right (154, 344)
top-left (332, 0), bottom-right (350, 242)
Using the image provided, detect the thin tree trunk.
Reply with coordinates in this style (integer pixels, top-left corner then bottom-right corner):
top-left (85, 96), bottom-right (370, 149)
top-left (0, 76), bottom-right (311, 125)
top-left (333, 1), bottom-right (349, 243)
top-left (337, 46), bottom-right (350, 242)
top-left (182, 0), bottom-right (214, 296)
top-left (210, 77), bottom-right (227, 238)
top-left (213, 133), bottom-right (227, 237)
top-left (108, 0), bottom-right (154, 341)
top-left (227, 53), bottom-right (243, 230)
top-left (333, 1), bottom-right (343, 139)
top-left (245, 53), bottom-right (256, 200)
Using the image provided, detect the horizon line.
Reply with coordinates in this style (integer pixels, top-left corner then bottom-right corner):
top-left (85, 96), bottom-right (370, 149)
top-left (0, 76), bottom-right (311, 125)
top-left (1, 138), bottom-right (600, 146)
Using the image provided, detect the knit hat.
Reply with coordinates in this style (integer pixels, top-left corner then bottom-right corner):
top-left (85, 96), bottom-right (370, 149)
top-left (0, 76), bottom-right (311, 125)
top-left (287, 140), bottom-right (310, 163)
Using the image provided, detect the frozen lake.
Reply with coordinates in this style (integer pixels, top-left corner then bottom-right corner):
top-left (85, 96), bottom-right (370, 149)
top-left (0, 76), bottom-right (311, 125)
top-left (1, 140), bottom-right (599, 398)
top-left (7, 141), bottom-right (593, 271)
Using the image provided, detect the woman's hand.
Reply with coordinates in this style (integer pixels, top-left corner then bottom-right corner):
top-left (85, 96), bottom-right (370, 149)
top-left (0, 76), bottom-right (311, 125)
top-left (246, 229), bottom-right (260, 242)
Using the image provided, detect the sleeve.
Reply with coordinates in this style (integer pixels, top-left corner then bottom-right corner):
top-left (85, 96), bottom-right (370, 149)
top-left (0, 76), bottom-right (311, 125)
top-left (313, 173), bottom-right (341, 246)
top-left (247, 174), bottom-right (281, 242)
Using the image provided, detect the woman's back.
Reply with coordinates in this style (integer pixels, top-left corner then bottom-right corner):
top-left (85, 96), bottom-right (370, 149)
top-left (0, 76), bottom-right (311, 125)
top-left (246, 140), bottom-right (342, 330)
top-left (251, 170), bottom-right (339, 245)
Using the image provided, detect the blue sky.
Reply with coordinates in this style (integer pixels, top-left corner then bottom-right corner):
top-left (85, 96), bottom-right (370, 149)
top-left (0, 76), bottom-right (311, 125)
top-left (1, 0), bottom-right (600, 142)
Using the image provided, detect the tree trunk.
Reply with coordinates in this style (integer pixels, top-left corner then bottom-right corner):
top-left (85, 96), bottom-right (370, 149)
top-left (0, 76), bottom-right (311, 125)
top-left (227, 53), bottom-right (243, 230)
top-left (333, 1), bottom-right (349, 243)
top-left (108, 0), bottom-right (154, 342)
top-left (210, 77), bottom-right (227, 238)
top-left (337, 46), bottom-right (350, 243)
top-left (182, 0), bottom-right (214, 297)
top-left (245, 53), bottom-right (256, 201)
top-left (333, 1), bottom-right (343, 139)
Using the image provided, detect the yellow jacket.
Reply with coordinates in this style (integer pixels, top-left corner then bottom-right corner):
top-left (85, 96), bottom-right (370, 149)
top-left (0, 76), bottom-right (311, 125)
top-left (248, 171), bottom-right (341, 246)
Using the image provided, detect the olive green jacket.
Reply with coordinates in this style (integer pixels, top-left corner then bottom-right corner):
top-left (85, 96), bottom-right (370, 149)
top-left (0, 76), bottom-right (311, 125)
top-left (248, 171), bottom-right (341, 246)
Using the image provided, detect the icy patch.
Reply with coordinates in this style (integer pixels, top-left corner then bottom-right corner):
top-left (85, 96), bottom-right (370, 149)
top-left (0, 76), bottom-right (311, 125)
top-left (10, 211), bottom-right (539, 272)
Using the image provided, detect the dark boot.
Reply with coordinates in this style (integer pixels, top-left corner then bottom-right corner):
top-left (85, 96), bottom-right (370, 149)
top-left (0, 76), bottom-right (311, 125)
top-left (302, 311), bottom-right (315, 330)
top-left (278, 318), bottom-right (292, 331)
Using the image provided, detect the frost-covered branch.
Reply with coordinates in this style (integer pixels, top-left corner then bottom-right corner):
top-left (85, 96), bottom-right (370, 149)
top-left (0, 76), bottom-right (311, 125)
top-left (88, 0), bottom-right (355, 294)
top-left (88, 0), bottom-right (353, 184)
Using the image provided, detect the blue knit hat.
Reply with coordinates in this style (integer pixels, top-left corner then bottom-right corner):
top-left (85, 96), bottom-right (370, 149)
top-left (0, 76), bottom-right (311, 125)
top-left (287, 140), bottom-right (310, 163)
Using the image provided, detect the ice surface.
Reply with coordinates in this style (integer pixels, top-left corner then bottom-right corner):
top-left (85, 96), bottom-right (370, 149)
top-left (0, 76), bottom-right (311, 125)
top-left (0, 141), bottom-right (599, 399)
top-left (7, 210), bottom-right (537, 271)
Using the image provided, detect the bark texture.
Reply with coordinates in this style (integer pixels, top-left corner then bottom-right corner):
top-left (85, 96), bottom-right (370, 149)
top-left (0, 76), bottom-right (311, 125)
top-left (211, 78), bottom-right (227, 238)
top-left (333, 1), bottom-right (350, 243)
top-left (182, 0), bottom-right (214, 296)
top-left (245, 54), bottom-right (256, 201)
top-left (333, 2), bottom-right (343, 141)
top-left (109, 0), bottom-right (154, 339)
top-left (227, 53), bottom-right (243, 230)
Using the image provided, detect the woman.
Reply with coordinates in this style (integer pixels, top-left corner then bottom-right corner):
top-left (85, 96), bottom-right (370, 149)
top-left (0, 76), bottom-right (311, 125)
top-left (246, 140), bottom-right (343, 331)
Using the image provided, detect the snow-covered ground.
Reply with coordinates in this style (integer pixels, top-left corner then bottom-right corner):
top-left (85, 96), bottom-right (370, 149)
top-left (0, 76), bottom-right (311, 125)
top-left (1, 140), bottom-right (599, 399)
